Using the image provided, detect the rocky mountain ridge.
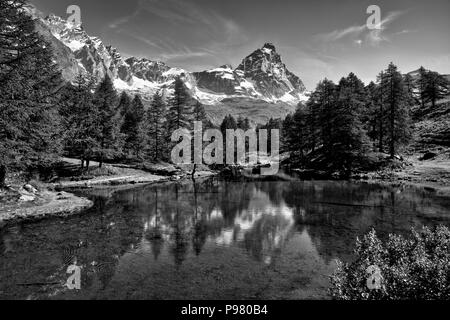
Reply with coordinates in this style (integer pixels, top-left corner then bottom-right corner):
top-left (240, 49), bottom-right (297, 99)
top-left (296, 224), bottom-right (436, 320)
top-left (32, 11), bottom-right (308, 116)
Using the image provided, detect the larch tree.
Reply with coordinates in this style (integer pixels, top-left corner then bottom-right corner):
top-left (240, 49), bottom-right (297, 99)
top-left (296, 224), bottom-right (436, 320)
top-left (167, 77), bottom-right (192, 133)
top-left (422, 71), bottom-right (450, 108)
top-left (379, 63), bottom-right (412, 158)
top-left (0, 0), bottom-right (62, 187)
top-left (332, 73), bottom-right (370, 175)
top-left (122, 94), bottom-right (146, 159)
top-left (417, 66), bottom-right (428, 109)
top-left (147, 92), bottom-right (167, 161)
top-left (93, 74), bottom-right (121, 167)
top-left (117, 91), bottom-right (132, 117)
top-left (60, 73), bottom-right (99, 170)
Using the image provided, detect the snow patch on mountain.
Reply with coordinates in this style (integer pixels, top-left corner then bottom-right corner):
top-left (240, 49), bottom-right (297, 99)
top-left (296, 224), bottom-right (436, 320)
top-left (34, 10), bottom-right (309, 118)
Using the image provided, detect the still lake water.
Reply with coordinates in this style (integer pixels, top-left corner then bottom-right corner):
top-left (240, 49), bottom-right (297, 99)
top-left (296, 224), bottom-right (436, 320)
top-left (1, 178), bottom-right (449, 300)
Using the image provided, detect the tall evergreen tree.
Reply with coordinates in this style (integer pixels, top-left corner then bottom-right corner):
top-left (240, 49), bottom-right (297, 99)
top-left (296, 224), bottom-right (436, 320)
top-left (117, 91), bottom-right (132, 117)
top-left (147, 92), bottom-right (167, 161)
top-left (374, 71), bottom-right (388, 152)
top-left (60, 73), bottom-right (99, 170)
top-left (93, 75), bottom-right (121, 167)
top-left (167, 77), bottom-right (192, 133)
top-left (364, 81), bottom-right (379, 145)
top-left (283, 107), bottom-right (309, 163)
top-left (220, 115), bottom-right (238, 133)
top-left (379, 63), bottom-right (412, 158)
top-left (316, 79), bottom-right (338, 165)
top-left (403, 73), bottom-right (417, 106)
top-left (284, 75), bottom-right (370, 175)
top-left (0, 0), bottom-right (62, 187)
top-left (422, 71), bottom-right (450, 108)
top-left (193, 101), bottom-right (207, 125)
top-left (122, 94), bottom-right (146, 159)
top-left (417, 66), bottom-right (428, 109)
top-left (331, 73), bottom-right (370, 174)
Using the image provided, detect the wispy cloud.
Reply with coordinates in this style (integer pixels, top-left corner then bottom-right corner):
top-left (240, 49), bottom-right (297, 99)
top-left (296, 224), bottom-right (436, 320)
top-left (105, 0), bottom-right (248, 68)
top-left (317, 25), bottom-right (366, 42)
top-left (315, 10), bottom-right (406, 47)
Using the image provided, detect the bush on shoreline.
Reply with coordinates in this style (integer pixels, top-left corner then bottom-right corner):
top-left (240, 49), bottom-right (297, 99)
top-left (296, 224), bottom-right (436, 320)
top-left (330, 226), bottom-right (450, 300)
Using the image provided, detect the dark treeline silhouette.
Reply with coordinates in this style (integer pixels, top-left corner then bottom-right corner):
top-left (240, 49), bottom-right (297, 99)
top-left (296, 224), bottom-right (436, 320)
top-left (60, 73), bottom-right (210, 170)
top-left (1, 0), bottom-right (449, 187)
top-left (0, 0), bottom-right (210, 186)
top-left (1, 0), bottom-right (62, 187)
top-left (282, 64), bottom-right (449, 177)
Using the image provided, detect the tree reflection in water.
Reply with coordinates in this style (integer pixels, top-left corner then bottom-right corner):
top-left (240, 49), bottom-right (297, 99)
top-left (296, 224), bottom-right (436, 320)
top-left (1, 178), bottom-right (449, 299)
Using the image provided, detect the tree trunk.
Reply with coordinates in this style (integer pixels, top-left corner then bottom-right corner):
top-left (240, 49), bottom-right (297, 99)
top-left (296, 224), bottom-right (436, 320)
top-left (86, 159), bottom-right (90, 171)
top-left (390, 79), bottom-right (395, 159)
top-left (0, 164), bottom-right (6, 189)
top-left (191, 164), bottom-right (197, 179)
top-left (379, 103), bottom-right (383, 153)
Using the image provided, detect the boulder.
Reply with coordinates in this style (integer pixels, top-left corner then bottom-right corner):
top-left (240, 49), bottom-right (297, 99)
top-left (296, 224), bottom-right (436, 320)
top-left (23, 184), bottom-right (38, 194)
top-left (19, 194), bottom-right (35, 202)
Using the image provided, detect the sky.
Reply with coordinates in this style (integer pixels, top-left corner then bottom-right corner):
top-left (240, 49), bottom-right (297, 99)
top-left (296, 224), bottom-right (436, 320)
top-left (31, 0), bottom-right (450, 89)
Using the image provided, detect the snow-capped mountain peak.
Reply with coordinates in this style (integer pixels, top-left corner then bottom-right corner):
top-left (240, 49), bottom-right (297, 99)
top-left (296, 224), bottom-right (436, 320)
top-left (32, 9), bottom-right (309, 122)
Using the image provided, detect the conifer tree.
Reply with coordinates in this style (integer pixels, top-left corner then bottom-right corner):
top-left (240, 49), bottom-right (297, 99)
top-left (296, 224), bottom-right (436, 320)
top-left (422, 71), bottom-right (450, 108)
top-left (193, 101), bottom-right (207, 125)
top-left (331, 73), bottom-right (370, 174)
top-left (0, 0), bottom-right (62, 187)
top-left (305, 97), bottom-right (319, 153)
top-left (283, 107), bottom-right (309, 163)
top-left (93, 75), bottom-right (121, 167)
top-left (379, 63), bottom-right (412, 158)
top-left (122, 94), bottom-right (146, 159)
top-left (417, 66), bottom-right (428, 109)
top-left (60, 73), bottom-right (99, 170)
top-left (147, 92), bottom-right (167, 161)
top-left (220, 115), bottom-right (238, 134)
top-left (374, 71), bottom-right (388, 152)
top-left (364, 81), bottom-right (379, 144)
top-left (403, 73), bottom-right (416, 106)
top-left (118, 91), bottom-right (132, 117)
top-left (167, 77), bottom-right (192, 133)
top-left (316, 79), bottom-right (338, 165)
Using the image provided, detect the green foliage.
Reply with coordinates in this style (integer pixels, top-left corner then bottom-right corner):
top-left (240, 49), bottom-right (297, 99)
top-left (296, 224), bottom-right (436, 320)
top-left (330, 226), bottom-right (450, 300)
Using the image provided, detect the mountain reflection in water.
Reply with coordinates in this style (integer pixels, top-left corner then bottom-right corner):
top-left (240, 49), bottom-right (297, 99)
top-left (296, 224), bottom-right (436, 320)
top-left (1, 178), bottom-right (449, 300)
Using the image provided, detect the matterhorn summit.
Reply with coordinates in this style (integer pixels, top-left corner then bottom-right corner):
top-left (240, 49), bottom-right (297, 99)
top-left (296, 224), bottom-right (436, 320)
top-left (29, 7), bottom-right (309, 123)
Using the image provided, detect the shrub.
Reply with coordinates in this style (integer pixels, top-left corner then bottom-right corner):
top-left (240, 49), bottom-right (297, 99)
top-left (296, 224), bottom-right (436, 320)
top-left (330, 225), bottom-right (450, 300)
